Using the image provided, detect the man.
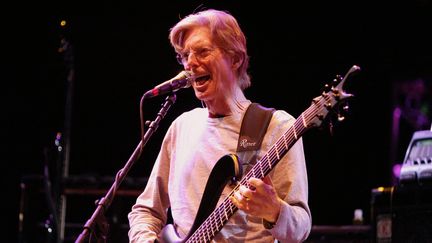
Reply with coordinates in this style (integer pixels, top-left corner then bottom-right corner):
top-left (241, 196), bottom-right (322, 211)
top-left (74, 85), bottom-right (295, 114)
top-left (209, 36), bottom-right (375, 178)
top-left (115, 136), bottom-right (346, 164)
top-left (128, 9), bottom-right (311, 242)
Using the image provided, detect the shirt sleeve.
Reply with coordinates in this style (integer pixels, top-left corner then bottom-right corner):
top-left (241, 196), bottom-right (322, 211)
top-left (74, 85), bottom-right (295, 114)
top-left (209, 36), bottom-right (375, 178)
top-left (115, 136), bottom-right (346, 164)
top-left (262, 111), bottom-right (312, 242)
top-left (128, 125), bottom-right (174, 242)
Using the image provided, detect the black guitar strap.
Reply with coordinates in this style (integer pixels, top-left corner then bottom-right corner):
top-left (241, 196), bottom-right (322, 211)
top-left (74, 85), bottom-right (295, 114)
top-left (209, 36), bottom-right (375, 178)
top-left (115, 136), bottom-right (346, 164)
top-left (237, 103), bottom-right (275, 152)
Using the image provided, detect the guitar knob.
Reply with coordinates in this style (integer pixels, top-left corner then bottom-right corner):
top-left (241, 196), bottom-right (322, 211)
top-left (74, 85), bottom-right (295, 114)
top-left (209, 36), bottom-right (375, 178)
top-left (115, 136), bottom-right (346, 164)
top-left (338, 114), bottom-right (345, 122)
top-left (145, 120), bottom-right (152, 127)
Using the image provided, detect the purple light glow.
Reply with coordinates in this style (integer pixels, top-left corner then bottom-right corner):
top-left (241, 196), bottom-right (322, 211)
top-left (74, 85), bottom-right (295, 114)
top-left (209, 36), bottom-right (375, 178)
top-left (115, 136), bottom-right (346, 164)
top-left (393, 163), bottom-right (402, 178)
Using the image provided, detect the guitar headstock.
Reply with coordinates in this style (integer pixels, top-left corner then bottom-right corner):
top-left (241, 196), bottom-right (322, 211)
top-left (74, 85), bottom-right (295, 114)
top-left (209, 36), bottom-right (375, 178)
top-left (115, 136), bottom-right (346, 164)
top-left (307, 65), bottom-right (360, 129)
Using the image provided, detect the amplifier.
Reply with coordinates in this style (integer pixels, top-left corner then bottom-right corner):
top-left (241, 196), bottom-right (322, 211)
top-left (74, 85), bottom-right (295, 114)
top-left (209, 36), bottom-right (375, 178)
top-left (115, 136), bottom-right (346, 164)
top-left (399, 129), bottom-right (432, 184)
top-left (370, 184), bottom-right (432, 243)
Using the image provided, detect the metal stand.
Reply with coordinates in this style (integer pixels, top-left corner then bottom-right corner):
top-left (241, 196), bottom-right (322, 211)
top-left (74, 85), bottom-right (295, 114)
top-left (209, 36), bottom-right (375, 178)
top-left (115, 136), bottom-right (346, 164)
top-left (57, 23), bottom-right (75, 243)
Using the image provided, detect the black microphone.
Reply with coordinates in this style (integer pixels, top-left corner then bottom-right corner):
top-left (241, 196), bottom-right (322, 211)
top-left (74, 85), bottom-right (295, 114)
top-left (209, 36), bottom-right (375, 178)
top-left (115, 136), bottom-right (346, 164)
top-left (143, 70), bottom-right (193, 99)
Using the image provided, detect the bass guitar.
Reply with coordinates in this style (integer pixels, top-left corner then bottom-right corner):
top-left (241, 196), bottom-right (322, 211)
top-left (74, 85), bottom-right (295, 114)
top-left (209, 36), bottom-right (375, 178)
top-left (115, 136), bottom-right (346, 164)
top-left (159, 65), bottom-right (361, 243)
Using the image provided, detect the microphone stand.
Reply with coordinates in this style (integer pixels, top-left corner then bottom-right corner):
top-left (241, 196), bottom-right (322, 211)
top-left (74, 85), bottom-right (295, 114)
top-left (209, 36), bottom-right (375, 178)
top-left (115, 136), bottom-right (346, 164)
top-left (75, 93), bottom-right (177, 243)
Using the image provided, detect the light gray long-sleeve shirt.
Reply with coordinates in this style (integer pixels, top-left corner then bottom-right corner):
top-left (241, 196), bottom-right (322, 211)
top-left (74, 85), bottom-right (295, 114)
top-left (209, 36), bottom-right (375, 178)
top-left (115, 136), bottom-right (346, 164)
top-left (128, 104), bottom-right (311, 242)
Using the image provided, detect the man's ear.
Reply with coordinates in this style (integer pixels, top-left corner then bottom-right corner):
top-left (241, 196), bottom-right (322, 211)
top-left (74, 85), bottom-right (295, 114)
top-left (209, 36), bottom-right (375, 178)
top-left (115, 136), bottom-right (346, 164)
top-left (231, 52), bottom-right (244, 70)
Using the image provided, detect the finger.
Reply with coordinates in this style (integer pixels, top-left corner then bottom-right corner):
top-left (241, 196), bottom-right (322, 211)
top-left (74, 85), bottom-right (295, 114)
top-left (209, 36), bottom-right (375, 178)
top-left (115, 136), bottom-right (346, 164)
top-left (230, 192), bottom-right (250, 211)
top-left (233, 189), bottom-right (249, 203)
top-left (262, 176), bottom-right (274, 186)
top-left (239, 185), bottom-right (253, 199)
top-left (248, 177), bottom-right (266, 193)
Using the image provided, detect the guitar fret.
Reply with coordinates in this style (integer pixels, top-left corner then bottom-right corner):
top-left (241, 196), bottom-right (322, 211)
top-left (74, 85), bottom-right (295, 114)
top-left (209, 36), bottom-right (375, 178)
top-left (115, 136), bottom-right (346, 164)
top-left (214, 218), bottom-right (219, 235)
top-left (205, 216), bottom-right (212, 241)
top-left (207, 220), bottom-right (212, 240)
top-left (196, 225), bottom-right (205, 242)
top-left (206, 226), bottom-right (211, 241)
top-left (283, 132), bottom-right (288, 149)
top-left (223, 203), bottom-right (228, 221)
top-left (218, 208), bottom-right (224, 227)
top-left (197, 230), bottom-right (202, 241)
top-left (207, 222), bottom-right (212, 241)
top-left (275, 145), bottom-right (280, 160)
top-left (209, 217), bottom-right (215, 240)
top-left (301, 112), bottom-right (307, 127)
top-left (212, 211), bottom-right (218, 232)
top-left (259, 162), bottom-right (264, 178)
top-left (266, 154), bottom-right (272, 170)
top-left (277, 140), bottom-right (284, 156)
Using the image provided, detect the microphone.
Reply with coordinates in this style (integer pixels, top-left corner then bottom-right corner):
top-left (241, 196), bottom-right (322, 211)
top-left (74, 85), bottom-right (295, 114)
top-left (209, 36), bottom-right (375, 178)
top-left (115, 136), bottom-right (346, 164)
top-left (143, 70), bottom-right (193, 99)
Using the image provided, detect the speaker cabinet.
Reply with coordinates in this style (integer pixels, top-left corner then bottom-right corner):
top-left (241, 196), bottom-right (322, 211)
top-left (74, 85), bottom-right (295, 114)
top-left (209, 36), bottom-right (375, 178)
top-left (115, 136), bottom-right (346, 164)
top-left (19, 175), bottom-right (147, 243)
top-left (371, 184), bottom-right (432, 243)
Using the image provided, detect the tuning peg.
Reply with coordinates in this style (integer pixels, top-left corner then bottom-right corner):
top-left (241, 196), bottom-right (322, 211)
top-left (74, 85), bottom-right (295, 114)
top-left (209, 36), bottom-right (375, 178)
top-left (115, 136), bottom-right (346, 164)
top-left (337, 114), bottom-right (345, 122)
top-left (322, 83), bottom-right (331, 94)
top-left (333, 75), bottom-right (342, 85)
top-left (324, 74), bottom-right (343, 94)
top-left (336, 102), bottom-right (350, 122)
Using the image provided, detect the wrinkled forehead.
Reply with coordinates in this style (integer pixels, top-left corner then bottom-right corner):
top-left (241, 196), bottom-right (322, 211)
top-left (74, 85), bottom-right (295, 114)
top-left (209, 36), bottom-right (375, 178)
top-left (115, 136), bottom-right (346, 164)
top-left (180, 27), bottom-right (214, 49)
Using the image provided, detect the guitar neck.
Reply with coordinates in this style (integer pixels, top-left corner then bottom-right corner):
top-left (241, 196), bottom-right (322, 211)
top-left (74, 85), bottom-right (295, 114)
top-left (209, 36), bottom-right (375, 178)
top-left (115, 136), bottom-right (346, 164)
top-left (187, 106), bottom-right (316, 242)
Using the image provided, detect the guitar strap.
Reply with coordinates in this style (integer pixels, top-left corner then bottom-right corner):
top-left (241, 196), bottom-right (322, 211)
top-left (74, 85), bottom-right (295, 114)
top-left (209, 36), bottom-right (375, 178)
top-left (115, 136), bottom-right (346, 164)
top-left (237, 103), bottom-right (275, 165)
top-left (236, 103), bottom-right (275, 175)
top-left (237, 103), bottom-right (275, 152)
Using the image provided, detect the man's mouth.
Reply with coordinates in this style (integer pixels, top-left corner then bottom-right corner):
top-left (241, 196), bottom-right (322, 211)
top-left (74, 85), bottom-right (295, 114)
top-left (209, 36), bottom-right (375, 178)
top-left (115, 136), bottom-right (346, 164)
top-left (194, 75), bottom-right (211, 85)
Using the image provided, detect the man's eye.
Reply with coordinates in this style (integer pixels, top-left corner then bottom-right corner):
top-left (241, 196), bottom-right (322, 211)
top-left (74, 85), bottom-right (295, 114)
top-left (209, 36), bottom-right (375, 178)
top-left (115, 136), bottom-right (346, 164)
top-left (197, 48), bottom-right (210, 57)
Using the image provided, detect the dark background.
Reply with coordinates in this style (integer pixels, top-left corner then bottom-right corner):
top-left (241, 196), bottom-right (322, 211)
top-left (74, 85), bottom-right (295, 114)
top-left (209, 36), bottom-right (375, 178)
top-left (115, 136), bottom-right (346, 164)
top-left (3, 1), bottom-right (432, 242)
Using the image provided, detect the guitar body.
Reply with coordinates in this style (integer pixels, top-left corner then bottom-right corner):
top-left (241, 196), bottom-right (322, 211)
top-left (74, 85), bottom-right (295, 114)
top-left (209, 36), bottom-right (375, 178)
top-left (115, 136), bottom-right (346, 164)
top-left (158, 154), bottom-right (242, 243)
